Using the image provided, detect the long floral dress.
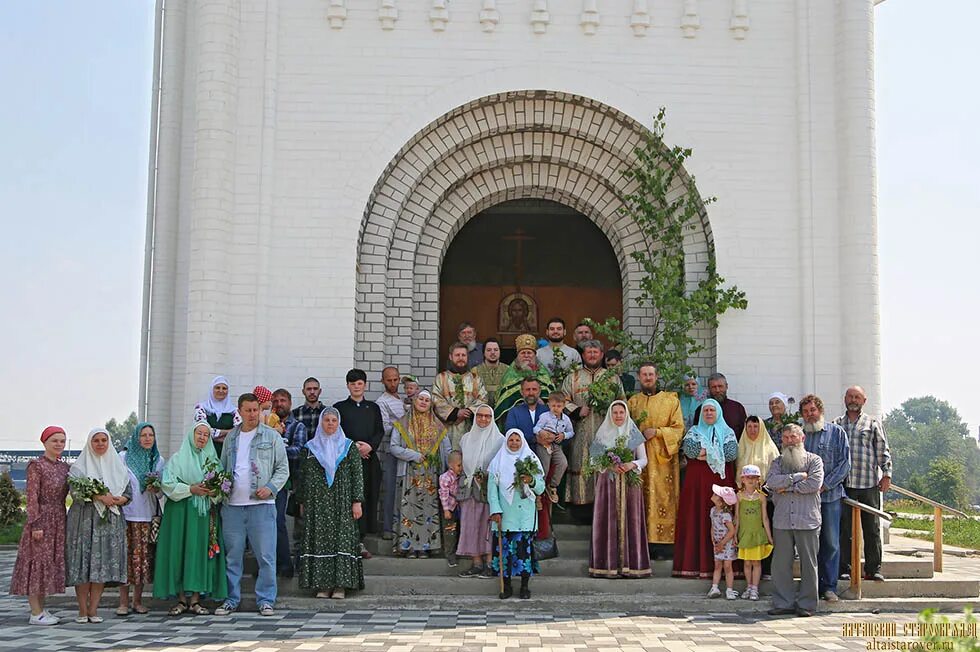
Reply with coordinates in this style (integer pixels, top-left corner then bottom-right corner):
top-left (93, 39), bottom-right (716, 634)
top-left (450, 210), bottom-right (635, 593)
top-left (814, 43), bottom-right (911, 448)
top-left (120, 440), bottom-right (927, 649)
top-left (391, 414), bottom-right (450, 554)
top-left (9, 457), bottom-right (69, 596)
top-left (297, 447), bottom-right (365, 591)
top-left (66, 481), bottom-right (132, 586)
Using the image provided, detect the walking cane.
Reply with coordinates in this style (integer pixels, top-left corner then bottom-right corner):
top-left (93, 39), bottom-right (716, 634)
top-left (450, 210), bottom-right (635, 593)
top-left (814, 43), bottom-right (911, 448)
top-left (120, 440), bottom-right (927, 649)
top-left (498, 521), bottom-right (505, 595)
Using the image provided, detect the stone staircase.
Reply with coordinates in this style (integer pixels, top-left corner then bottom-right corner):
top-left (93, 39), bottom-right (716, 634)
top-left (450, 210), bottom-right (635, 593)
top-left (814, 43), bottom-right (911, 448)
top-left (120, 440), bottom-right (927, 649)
top-left (243, 520), bottom-right (980, 612)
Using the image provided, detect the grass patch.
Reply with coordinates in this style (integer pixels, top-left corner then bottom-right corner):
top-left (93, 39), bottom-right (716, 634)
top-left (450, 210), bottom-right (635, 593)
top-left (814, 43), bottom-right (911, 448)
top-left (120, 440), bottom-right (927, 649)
top-left (0, 513), bottom-right (25, 545)
top-left (893, 516), bottom-right (980, 550)
top-left (885, 499), bottom-right (980, 516)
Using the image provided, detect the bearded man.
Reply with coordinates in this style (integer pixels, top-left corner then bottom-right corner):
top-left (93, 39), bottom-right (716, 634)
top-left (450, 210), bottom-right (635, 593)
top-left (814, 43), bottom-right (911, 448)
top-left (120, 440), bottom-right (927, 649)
top-left (766, 424), bottom-right (825, 618)
top-left (562, 339), bottom-right (625, 512)
top-left (432, 341), bottom-right (488, 450)
top-left (693, 372), bottom-right (747, 439)
top-left (799, 394), bottom-right (850, 603)
top-left (495, 333), bottom-right (555, 428)
top-left (536, 317), bottom-right (581, 388)
top-left (471, 338), bottom-right (506, 407)
top-left (444, 321), bottom-right (483, 370)
top-left (627, 362), bottom-right (684, 560)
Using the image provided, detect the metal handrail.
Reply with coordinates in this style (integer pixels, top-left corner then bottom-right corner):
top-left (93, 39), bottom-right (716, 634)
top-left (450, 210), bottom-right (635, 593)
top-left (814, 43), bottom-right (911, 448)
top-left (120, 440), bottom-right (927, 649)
top-left (888, 484), bottom-right (970, 519)
top-left (843, 496), bottom-right (892, 522)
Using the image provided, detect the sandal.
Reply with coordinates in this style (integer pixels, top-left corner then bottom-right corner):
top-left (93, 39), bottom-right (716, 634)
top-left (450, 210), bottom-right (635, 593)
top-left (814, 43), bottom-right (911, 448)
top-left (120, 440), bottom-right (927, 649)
top-left (115, 607), bottom-right (131, 617)
top-left (168, 601), bottom-right (189, 617)
top-left (133, 605), bottom-right (149, 615)
top-left (316, 590), bottom-right (333, 599)
top-left (187, 602), bottom-right (210, 615)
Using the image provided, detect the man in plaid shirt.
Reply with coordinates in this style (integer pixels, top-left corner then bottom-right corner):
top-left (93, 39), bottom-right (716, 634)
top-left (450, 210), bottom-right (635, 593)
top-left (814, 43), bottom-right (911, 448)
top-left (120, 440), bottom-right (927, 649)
top-left (834, 385), bottom-right (892, 582)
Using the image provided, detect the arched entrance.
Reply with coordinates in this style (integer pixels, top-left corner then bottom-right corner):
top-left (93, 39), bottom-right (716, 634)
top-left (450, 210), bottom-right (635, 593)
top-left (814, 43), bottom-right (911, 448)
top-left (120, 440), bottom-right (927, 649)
top-left (355, 90), bottom-right (716, 388)
top-left (440, 199), bottom-right (622, 363)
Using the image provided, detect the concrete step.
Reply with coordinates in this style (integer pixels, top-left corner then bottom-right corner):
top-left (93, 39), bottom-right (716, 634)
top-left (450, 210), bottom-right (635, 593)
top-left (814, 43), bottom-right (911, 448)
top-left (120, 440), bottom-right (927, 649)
top-left (839, 576), bottom-right (980, 599)
top-left (364, 537), bottom-right (591, 558)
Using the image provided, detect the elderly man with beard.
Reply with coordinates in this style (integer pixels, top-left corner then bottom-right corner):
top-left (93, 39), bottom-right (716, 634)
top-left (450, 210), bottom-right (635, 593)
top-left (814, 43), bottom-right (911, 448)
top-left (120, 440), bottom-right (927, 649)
top-left (799, 394), bottom-right (850, 602)
top-left (445, 322), bottom-right (483, 371)
top-left (835, 385), bottom-right (892, 583)
top-left (765, 424), bottom-right (825, 618)
top-left (495, 334), bottom-right (555, 428)
top-left (562, 340), bottom-right (626, 521)
top-left (432, 342), bottom-right (488, 450)
top-left (693, 373), bottom-right (748, 439)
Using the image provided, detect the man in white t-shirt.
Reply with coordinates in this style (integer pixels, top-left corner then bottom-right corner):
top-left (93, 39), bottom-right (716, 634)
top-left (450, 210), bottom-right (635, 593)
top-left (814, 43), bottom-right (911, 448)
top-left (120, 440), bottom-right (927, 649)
top-left (215, 393), bottom-right (289, 617)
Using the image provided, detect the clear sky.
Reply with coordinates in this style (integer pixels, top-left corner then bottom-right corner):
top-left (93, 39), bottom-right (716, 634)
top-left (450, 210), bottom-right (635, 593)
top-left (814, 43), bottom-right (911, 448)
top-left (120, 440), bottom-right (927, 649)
top-left (1, 1), bottom-right (978, 450)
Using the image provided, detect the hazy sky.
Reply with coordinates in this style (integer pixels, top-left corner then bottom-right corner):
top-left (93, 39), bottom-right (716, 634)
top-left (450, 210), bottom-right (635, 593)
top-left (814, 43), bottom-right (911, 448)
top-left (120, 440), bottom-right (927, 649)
top-left (1, 2), bottom-right (978, 450)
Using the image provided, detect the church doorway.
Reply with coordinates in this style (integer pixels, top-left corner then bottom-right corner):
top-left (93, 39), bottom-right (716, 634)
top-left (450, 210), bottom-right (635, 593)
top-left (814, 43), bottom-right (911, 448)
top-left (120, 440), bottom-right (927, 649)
top-left (439, 199), bottom-right (623, 365)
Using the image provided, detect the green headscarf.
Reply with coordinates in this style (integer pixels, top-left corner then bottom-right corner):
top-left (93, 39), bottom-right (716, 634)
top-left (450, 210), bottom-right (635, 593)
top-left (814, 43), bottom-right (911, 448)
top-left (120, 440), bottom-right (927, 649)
top-left (164, 421), bottom-right (219, 515)
top-left (125, 421), bottom-right (160, 492)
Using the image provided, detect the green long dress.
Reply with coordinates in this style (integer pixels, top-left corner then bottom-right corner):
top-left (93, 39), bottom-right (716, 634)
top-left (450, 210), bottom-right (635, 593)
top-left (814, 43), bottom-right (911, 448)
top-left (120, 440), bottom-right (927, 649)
top-left (152, 497), bottom-right (227, 600)
top-left (297, 446), bottom-right (365, 591)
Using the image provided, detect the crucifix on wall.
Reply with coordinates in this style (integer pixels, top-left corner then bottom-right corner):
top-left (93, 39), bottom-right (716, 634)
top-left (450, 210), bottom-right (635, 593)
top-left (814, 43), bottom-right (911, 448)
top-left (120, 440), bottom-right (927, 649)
top-left (502, 227), bottom-right (534, 290)
top-left (498, 227), bottom-right (538, 336)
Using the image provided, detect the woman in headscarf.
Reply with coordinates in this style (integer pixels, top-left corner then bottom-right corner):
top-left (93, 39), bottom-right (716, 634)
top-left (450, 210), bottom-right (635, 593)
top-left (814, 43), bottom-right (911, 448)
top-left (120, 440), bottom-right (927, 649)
top-left (391, 391), bottom-right (451, 558)
top-left (455, 403), bottom-right (505, 578)
top-left (153, 421), bottom-right (227, 616)
top-left (672, 399), bottom-right (738, 579)
top-left (193, 375), bottom-right (240, 454)
top-left (763, 392), bottom-right (795, 448)
top-left (117, 422), bottom-right (165, 615)
top-left (680, 376), bottom-right (706, 430)
top-left (488, 428), bottom-right (545, 599)
top-left (588, 400), bottom-right (652, 578)
top-left (9, 426), bottom-right (69, 626)
top-left (66, 427), bottom-right (132, 623)
top-left (736, 414), bottom-right (780, 579)
top-left (297, 407), bottom-right (364, 600)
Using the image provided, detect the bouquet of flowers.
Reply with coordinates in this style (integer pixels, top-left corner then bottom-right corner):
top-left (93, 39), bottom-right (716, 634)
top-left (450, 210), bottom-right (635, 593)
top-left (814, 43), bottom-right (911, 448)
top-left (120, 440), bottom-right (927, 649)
top-left (423, 451), bottom-right (443, 469)
top-left (585, 370), bottom-right (621, 414)
top-left (68, 476), bottom-right (116, 519)
top-left (453, 373), bottom-right (468, 410)
top-left (584, 436), bottom-right (644, 487)
top-left (144, 471), bottom-right (162, 491)
top-left (548, 348), bottom-right (576, 389)
top-left (511, 456), bottom-right (542, 498)
top-left (201, 459), bottom-right (233, 504)
top-left (768, 397), bottom-right (801, 431)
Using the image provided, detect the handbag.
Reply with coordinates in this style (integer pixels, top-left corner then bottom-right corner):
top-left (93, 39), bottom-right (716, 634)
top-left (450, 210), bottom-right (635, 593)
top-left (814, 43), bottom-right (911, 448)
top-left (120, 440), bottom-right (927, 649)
top-left (286, 492), bottom-right (301, 518)
top-left (532, 535), bottom-right (559, 560)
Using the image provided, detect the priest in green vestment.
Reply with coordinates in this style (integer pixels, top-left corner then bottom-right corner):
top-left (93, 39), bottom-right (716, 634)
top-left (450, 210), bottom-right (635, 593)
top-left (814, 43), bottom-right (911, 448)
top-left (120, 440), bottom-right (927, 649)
top-left (494, 334), bottom-right (555, 429)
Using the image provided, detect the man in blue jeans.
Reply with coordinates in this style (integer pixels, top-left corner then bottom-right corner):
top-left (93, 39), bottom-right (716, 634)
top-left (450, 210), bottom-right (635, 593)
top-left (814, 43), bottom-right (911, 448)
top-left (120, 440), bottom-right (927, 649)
top-left (800, 394), bottom-right (850, 604)
top-left (216, 392), bottom-right (289, 616)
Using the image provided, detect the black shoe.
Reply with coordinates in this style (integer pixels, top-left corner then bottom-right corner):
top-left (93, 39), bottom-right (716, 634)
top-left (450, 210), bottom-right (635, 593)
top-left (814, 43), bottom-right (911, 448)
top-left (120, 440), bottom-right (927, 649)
top-left (499, 578), bottom-right (513, 600)
top-left (767, 608), bottom-right (796, 616)
top-left (864, 572), bottom-right (885, 582)
top-left (479, 566), bottom-right (495, 579)
top-left (839, 573), bottom-right (851, 581)
top-left (459, 565), bottom-right (483, 578)
top-left (519, 578), bottom-right (531, 600)
top-left (795, 608), bottom-right (813, 617)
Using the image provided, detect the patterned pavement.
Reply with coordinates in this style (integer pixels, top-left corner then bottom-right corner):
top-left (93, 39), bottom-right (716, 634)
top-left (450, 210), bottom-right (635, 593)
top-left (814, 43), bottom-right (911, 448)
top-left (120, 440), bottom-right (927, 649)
top-left (0, 548), bottom-right (955, 652)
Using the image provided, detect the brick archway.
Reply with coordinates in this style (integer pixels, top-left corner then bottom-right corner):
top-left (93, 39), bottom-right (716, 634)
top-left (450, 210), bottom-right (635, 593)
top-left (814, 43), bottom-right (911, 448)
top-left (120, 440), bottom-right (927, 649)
top-left (356, 90), bottom-right (716, 388)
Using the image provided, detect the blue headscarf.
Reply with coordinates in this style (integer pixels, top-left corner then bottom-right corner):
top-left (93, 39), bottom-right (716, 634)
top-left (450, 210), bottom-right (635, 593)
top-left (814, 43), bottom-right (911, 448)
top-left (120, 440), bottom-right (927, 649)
top-left (306, 407), bottom-right (353, 488)
top-left (680, 376), bottom-right (706, 427)
top-left (125, 421), bottom-right (161, 492)
top-left (686, 398), bottom-right (736, 478)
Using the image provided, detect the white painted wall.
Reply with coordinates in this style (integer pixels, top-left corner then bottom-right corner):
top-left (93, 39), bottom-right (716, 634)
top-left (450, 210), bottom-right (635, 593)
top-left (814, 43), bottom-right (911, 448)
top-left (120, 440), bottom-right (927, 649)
top-left (143, 0), bottom-right (881, 453)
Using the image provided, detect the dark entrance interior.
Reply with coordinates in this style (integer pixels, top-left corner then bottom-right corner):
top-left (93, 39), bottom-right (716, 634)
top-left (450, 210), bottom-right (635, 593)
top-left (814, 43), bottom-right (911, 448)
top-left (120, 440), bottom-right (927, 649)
top-left (439, 199), bottom-right (623, 364)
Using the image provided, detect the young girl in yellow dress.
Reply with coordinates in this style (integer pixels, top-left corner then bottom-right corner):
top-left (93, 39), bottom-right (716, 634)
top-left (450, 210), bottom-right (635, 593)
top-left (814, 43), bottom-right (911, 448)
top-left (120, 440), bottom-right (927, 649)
top-left (735, 464), bottom-right (773, 600)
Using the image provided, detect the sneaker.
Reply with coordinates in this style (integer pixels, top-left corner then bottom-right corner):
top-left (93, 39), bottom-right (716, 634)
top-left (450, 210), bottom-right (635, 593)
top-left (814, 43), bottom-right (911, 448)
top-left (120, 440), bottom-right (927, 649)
top-left (725, 588), bottom-right (739, 600)
top-left (749, 588), bottom-right (759, 601)
top-left (823, 590), bottom-right (840, 603)
top-left (479, 566), bottom-right (495, 579)
top-left (740, 587), bottom-right (752, 599)
top-left (214, 602), bottom-right (237, 616)
top-left (447, 554), bottom-right (458, 568)
top-left (29, 612), bottom-right (59, 626)
top-left (42, 610), bottom-right (61, 623)
top-left (258, 604), bottom-right (274, 616)
top-left (865, 572), bottom-right (885, 582)
top-left (547, 487), bottom-right (559, 503)
top-left (459, 565), bottom-right (483, 578)
top-left (706, 586), bottom-right (722, 598)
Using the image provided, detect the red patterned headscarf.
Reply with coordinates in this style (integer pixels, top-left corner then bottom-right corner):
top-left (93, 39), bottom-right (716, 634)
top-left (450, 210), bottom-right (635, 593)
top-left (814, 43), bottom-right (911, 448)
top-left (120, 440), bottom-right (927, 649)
top-left (40, 426), bottom-right (65, 443)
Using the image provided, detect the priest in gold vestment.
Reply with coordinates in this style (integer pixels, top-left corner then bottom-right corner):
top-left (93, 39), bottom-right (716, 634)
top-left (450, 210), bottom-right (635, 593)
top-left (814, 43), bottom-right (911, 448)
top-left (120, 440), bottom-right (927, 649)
top-left (627, 362), bottom-right (684, 560)
top-left (432, 342), bottom-right (489, 450)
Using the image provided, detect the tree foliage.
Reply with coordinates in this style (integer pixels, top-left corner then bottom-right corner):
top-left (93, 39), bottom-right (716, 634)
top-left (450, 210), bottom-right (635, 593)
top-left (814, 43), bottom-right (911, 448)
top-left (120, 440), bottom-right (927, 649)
top-left (585, 108), bottom-right (747, 390)
top-left (105, 411), bottom-right (138, 451)
top-left (885, 396), bottom-right (980, 508)
top-left (0, 472), bottom-right (22, 528)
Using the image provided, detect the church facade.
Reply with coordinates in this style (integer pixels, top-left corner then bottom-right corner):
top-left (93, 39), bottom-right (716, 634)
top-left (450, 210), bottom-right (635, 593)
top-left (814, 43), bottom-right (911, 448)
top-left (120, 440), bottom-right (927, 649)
top-left (140, 0), bottom-right (882, 452)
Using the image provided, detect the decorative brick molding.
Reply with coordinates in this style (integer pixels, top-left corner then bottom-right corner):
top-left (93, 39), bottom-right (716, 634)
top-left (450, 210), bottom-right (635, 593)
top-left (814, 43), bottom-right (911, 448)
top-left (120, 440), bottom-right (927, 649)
top-left (355, 90), bottom-right (716, 389)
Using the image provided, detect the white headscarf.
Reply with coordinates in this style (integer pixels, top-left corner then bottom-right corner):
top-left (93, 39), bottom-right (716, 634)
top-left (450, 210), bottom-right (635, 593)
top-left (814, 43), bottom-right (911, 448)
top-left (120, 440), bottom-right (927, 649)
top-left (306, 407), bottom-right (352, 488)
top-left (70, 427), bottom-right (131, 516)
top-left (459, 403), bottom-right (505, 488)
top-left (488, 428), bottom-right (538, 505)
top-left (201, 375), bottom-right (235, 415)
top-left (590, 400), bottom-right (646, 459)
top-left (767, 392), bottom-right (791, 414)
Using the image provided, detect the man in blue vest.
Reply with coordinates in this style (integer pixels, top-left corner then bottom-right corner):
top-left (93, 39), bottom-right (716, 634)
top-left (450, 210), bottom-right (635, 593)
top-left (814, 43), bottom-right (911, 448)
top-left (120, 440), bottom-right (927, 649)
top-left (504, 377), bottom-right (549, 448)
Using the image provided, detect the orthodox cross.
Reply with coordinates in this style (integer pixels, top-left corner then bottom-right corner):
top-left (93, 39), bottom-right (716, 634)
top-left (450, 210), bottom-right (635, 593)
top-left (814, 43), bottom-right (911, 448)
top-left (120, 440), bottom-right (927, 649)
top-left (502, 227), bottom-right (534, 289)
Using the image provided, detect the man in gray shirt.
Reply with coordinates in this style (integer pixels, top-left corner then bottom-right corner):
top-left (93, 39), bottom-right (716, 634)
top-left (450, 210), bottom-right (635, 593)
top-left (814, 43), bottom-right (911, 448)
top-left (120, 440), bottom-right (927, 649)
top-left (536, 317), bottom-right (581, 384)
top-left (765, 423), bottom-right (825, 618)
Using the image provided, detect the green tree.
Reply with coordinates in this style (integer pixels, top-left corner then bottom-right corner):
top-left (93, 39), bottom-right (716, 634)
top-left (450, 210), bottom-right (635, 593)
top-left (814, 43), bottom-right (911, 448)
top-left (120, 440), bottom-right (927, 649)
top-left (0, 472), bottom-right (22, 528)
top-left (105, 411), bottom-right (138, 451)
top-left (585, 108), bottom-right (747, 389)
top-left (921, 458), bottom-right (969, 510)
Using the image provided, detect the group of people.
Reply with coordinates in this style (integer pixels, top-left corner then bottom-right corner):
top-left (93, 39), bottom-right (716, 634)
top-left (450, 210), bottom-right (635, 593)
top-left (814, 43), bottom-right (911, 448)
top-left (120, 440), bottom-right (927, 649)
top-left (9, 316), bottom-right (893, 623)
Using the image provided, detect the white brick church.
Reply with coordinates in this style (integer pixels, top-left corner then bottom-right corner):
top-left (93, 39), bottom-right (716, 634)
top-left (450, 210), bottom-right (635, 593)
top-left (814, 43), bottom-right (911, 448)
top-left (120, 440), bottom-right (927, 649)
top-left (140, 0), bottom-right (882, 452)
